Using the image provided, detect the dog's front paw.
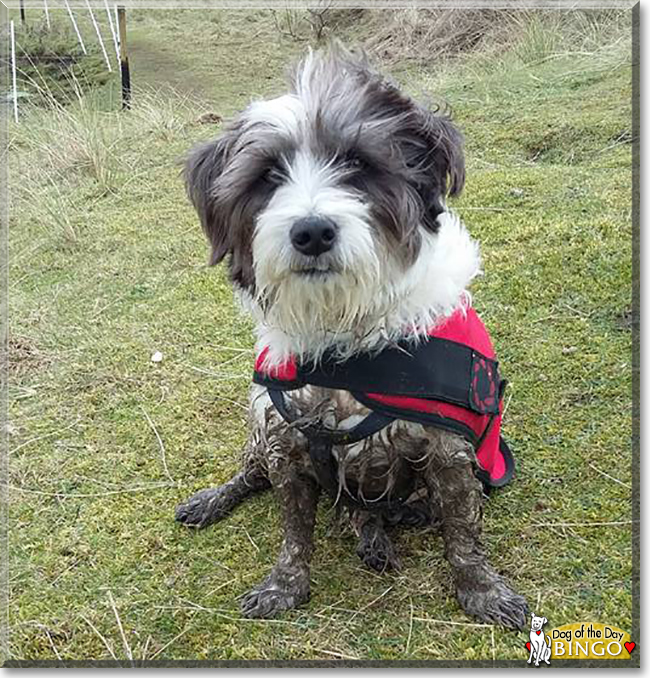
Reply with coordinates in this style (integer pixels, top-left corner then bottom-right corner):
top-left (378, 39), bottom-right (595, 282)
top-left (240, 572), bottom-right (309, 618)
top-left (175, 486), bottom-right (232, 528)
top-left (357, 529), bottom-right (401, 572)
top-left (455, 567), bottom-right (528, 630)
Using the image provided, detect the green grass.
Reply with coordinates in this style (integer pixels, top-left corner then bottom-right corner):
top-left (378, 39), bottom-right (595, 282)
top-left (5, 8), bottom-right (634, 663)
top-left (8, 11), bottom-right (117, 108)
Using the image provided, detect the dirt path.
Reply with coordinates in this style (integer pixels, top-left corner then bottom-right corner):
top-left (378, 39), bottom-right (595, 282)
top-left (128, 30), bottom-right (213, 100)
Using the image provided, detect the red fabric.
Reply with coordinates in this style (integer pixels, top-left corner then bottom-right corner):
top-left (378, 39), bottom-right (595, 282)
top-left (362, 308), bottom-right (506, 483)
top-left (429, 307), bottom-right (496, 359)
top-left (256, 307), bottom-right (508, 484)
top-left (255, 346), bottom-right (298, 381)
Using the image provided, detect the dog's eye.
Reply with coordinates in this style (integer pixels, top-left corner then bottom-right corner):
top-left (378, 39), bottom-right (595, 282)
top-left (262, 163), bottom-right (286, 186)
top-left (347, 155), bottom-right (365, 170)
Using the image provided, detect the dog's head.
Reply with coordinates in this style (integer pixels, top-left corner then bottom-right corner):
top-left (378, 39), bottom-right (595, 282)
top-left (186, 46), bottom-right (479, 362)
top-left (530, 613), bottom-right (548, 631)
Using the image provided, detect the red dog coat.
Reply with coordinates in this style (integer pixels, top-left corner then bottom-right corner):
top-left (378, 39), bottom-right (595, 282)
top-left (254, 307), bottom-right (514, 493)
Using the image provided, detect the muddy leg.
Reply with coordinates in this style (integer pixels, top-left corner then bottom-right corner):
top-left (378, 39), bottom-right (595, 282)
top-left (175, 468), bottom-right (270, 529)
top-left (240, 465), bottom-right (319, 618)
top-left (427, 457), bottom-right (527, 629)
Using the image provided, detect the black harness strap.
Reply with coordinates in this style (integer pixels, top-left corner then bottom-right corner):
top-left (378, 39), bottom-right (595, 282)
top-left (256, 337), bottom-right (502, 416)
top-left (268, 388), bottom-right (395, 446)
top-left (268, 389), bottom-right (402, 507)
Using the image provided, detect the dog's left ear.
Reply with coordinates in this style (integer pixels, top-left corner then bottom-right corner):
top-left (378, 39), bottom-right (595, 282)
top-left (542, 617), bottom-right (548, 624)
top-left (413, 106), bottom-right (465, 231)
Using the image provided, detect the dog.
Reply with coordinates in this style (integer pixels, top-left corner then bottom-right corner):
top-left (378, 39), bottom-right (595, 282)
top-left (176, 45), bottom-right (527, 629)
top-left (528, 613), bottom-right (551, 665)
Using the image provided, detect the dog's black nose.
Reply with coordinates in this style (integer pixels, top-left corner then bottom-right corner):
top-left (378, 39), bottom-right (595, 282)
top-left (290, 216), bottom-right (337, 257)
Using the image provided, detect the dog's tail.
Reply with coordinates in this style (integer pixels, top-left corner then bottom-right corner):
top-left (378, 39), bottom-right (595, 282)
top-left (545, 635), bottom-right (551, 647)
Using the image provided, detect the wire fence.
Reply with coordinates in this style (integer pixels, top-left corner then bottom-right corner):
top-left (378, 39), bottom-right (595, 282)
top-left (7, 1), bottom-right (130, 120)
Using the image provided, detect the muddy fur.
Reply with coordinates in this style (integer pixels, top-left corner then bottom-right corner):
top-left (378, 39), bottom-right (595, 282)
top-left (177, 384), bottom-right (527, 628)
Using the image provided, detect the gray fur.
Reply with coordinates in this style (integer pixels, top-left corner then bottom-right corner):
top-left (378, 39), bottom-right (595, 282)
top-left (184, 44), bottom-right (465, 288)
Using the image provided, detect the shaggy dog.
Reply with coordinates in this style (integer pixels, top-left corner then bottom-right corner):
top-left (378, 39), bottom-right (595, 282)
top-left (176, 46), bottom-right (527, 629)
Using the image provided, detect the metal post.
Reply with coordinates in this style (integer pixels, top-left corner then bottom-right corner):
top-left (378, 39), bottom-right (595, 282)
top-left (44, 0), bottom-right (51, 29)
top-left (64, 0), bottom-right (87, 55)
top-left (10, 21), bottom-right (18, 123)
top-left (117, 6), bottom-right (130, 110)
top-left (86, 0), bottom-right (112, 71)
top-left (19, 0), bottom-right (25, 25)
top-left (105, 0), bottom-right (120, 63)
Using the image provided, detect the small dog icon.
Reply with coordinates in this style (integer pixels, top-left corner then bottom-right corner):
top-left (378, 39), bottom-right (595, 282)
top-left (527, 613), bottom-right (551, 666)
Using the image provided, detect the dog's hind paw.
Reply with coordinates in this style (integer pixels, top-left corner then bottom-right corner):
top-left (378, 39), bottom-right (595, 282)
top-left (456, 571), bottom-right (528, 630)
top-left (240, 575), bottom-right (309, 618)
top-left (175, 486), bottom-right (233, 528)
top-left (383, 500), bottom-right (438, 529)
top-left (357, 529), bottom-right (401, 572)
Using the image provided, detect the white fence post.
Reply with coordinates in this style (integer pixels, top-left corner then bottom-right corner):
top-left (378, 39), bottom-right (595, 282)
top-left (86, 0), bottom-right (112, 71)
top-left (10, 20), bottom-right (18, 123)
top-left (64, 0), bottom-right (87, 55)
top-left (114, 4), bottom-right (120, 55)
top-left (44, 0), bottom-right (51, 29)
top-left (105, 0), bottom-right (120, 63)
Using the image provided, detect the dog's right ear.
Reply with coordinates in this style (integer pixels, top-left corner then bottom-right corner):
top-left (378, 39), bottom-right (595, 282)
top-left (409, 103), bottom-right (466, 232)
top-left (184, 133), bottom-right (234, 266)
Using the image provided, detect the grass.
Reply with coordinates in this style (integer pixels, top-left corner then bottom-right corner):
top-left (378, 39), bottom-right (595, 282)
top-left (7, 15), bottom-right (115, 106)
top-left (5, 8), bottom-right (634, 663)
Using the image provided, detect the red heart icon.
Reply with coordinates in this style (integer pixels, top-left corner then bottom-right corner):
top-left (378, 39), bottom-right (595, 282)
top-left (525, 642), bottom-right (531, 651)
top-left (536, 630), bottom-right (541, 635)
top-left (624, 642), bottom-right (635, 654)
